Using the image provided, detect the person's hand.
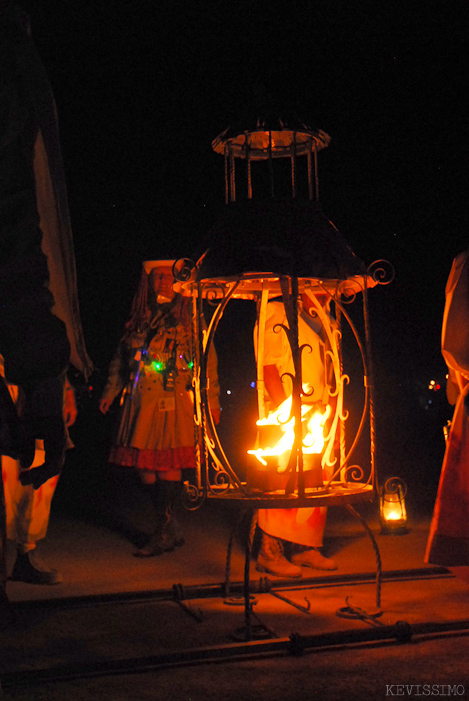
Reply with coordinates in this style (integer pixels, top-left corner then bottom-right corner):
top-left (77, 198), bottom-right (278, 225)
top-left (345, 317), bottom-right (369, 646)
top-left (99, 397), bottom-right (112, 414)
top-left (19, 376), bottom-right (67, 489)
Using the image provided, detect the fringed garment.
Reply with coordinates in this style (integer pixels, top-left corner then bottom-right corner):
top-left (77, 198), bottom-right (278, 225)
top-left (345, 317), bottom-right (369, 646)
top-left (103, 302), bottom-right (219, 481)
top-left (425, 250), bottom-right (469, 565)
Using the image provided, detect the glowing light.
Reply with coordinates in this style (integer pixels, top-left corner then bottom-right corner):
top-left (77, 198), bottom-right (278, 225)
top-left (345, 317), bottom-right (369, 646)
top-left (383, 504), bottom-right (402, 520)
top-left (248, 391), bottom-right (330, 469)
top-left (380, 485), bottom-right (407, 534)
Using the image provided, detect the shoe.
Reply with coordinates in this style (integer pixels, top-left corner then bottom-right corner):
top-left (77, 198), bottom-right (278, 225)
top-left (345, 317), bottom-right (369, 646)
top-left (256, 532), bottom-right (302, 579)
top-left (133, 523), bottom-right (176, 558)
top-left (166, 518), bottom-right (185, 548)
top-left (10, 551), bottom-right (63, 585)
top-left (290, 547), bottom-right (337, 571)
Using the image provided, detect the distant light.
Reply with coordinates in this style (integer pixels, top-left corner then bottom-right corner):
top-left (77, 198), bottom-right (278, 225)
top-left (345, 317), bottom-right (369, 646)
top-left (226, 390), bottom-right (232, 395)
top-left (250, 382), bottom-right (256, 388)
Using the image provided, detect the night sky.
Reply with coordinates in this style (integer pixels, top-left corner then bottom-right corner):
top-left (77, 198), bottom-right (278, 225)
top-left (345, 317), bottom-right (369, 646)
top-left (22, 1), bottom-right (468, 487)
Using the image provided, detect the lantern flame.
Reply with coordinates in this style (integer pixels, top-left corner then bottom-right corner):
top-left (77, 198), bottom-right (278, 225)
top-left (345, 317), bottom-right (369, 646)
top-left (385, 509), bottom-right (402, 521)
top-left (382, 499), bottom-right (403, 521)
top-left (248, 392), bottom-right (331, 470)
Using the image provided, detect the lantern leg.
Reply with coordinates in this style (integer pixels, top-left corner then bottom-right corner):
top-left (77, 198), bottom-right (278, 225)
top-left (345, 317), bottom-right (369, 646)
top-left (224, 508), bottom-right (276, 643)
top-left (345, 504), bottom-right (383, 611)
top-left (243, 530), bottom-right (253, 640)
top-left (223, 507), bottom-right (251, 600)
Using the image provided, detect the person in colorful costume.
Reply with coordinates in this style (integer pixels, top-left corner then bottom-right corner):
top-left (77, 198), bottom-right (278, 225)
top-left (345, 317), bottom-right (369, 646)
top-left (100, 260), bottom-right (220, 556)
top-left (425, 249), bottom-right (469, 569)
top-left (254, 294), bottom-right (337, 578)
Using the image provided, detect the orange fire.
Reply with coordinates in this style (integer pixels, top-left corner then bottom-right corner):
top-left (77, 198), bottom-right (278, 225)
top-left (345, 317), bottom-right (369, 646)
top-left (248, 393), bottom-right (331, 470)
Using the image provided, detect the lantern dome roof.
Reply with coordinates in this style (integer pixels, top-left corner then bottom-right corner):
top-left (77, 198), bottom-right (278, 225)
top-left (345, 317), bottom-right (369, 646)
top-left (197, 199), bottom-right (367, 283)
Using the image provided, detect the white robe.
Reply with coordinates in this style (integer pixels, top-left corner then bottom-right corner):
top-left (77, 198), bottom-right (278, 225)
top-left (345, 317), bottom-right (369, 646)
top-left (256, 302), bottom-right (329, 547)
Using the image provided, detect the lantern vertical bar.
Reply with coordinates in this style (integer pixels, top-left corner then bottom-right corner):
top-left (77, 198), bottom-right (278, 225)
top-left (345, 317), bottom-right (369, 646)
top-left (281, 275), bottom-right (305, 498)
top-left (246, 133), bottom-right (252, 200)
top-left (362, 283), bottom-right (377, 492)
top-left (307, 140), bottom-right (313, 200)
top-left (313, 143), bottom-right (319, 201)
top-left (292, 274), bottom-right (305, 498)
top-left (224, 144), bottom-right (229, 205)
top-left (336, 304), bottom-right (347, 481)
top-left (268, 130), bottom-right (274, 198)
top-left (291, 131), bottom-right (297, 198)
top-left (198, 280), bottom-right (211, 496)
top-left (191, 287), bottom-right (203, 493)
top-left (256, 281), bottom-right (270, 422)
top-left (229, 145), bottom-right (236, 202)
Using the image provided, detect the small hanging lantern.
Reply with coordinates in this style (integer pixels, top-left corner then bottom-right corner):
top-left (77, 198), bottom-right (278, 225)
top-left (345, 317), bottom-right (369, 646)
top-left (379, 479), bottom-right (408, 535)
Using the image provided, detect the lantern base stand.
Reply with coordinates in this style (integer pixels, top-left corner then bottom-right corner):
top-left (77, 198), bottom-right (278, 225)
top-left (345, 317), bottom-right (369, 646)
top-left (380, 525), bottom-right (409, 536)
top-left (221, 501), bottom-right (384, 641)
top-left (231, 623), bottom-right (274, 643)
top-left (205, 482), bottom-right (375, 509)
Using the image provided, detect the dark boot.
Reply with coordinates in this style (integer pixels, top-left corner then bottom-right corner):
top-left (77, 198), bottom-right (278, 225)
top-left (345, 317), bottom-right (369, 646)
top-left (133, 521), bottom-right (175, 557)
top-left (166, 516), bottom-right (185, 548)
top-left (10, 550), bottom-right (63, 585)
top-left (133, 481), bottom-right (182, 557)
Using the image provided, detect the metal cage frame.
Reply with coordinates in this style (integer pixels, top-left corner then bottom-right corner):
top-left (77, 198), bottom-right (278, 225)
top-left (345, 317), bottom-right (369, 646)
top-left (177, 260), bottom-right (394, 512)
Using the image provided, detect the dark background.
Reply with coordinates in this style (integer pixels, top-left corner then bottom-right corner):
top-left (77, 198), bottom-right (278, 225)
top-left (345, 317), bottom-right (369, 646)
top-left (22, 0), bottom-right (469, 513)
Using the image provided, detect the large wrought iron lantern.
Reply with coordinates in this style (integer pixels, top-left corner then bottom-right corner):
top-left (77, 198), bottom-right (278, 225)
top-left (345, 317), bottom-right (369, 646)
top-left (177, 117), bottom-right (393, 513)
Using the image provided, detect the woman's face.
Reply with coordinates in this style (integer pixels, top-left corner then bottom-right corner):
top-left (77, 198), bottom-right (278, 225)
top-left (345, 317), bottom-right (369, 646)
top-left (151, 267), bottom-right (175, 303)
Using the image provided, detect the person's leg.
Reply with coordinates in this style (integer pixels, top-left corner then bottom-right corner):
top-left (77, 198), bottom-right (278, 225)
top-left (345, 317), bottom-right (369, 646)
top-left (288, 507), bottom-right (337, 571)
top-left (4, 452), bottom-right (62, 584)
top-left (256, 527), bottom-right (302, 578)
top-left (10, 541), bottom-right (62, 584)
top-left (255, 510), bottom-right (302, 578)
top-left (134, 472), bottom-right (183, 557)
top-left (259, 506), bottom-right (337, 572)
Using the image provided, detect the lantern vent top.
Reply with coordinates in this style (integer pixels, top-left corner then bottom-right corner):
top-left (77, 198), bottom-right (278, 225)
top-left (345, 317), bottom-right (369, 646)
top-left (212, 116), bottom-right (330, 161)
top-left (212, 112), bottom-right (330, 204)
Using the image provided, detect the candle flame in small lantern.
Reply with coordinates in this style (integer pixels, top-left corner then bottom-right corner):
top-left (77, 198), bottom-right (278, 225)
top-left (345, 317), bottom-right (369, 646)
top-left (384, 504), bottom-right (402, 520)
top-left (382, 494), bottom-right (404, 521)
top-left (248, 391), bottom-right (331, 471)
